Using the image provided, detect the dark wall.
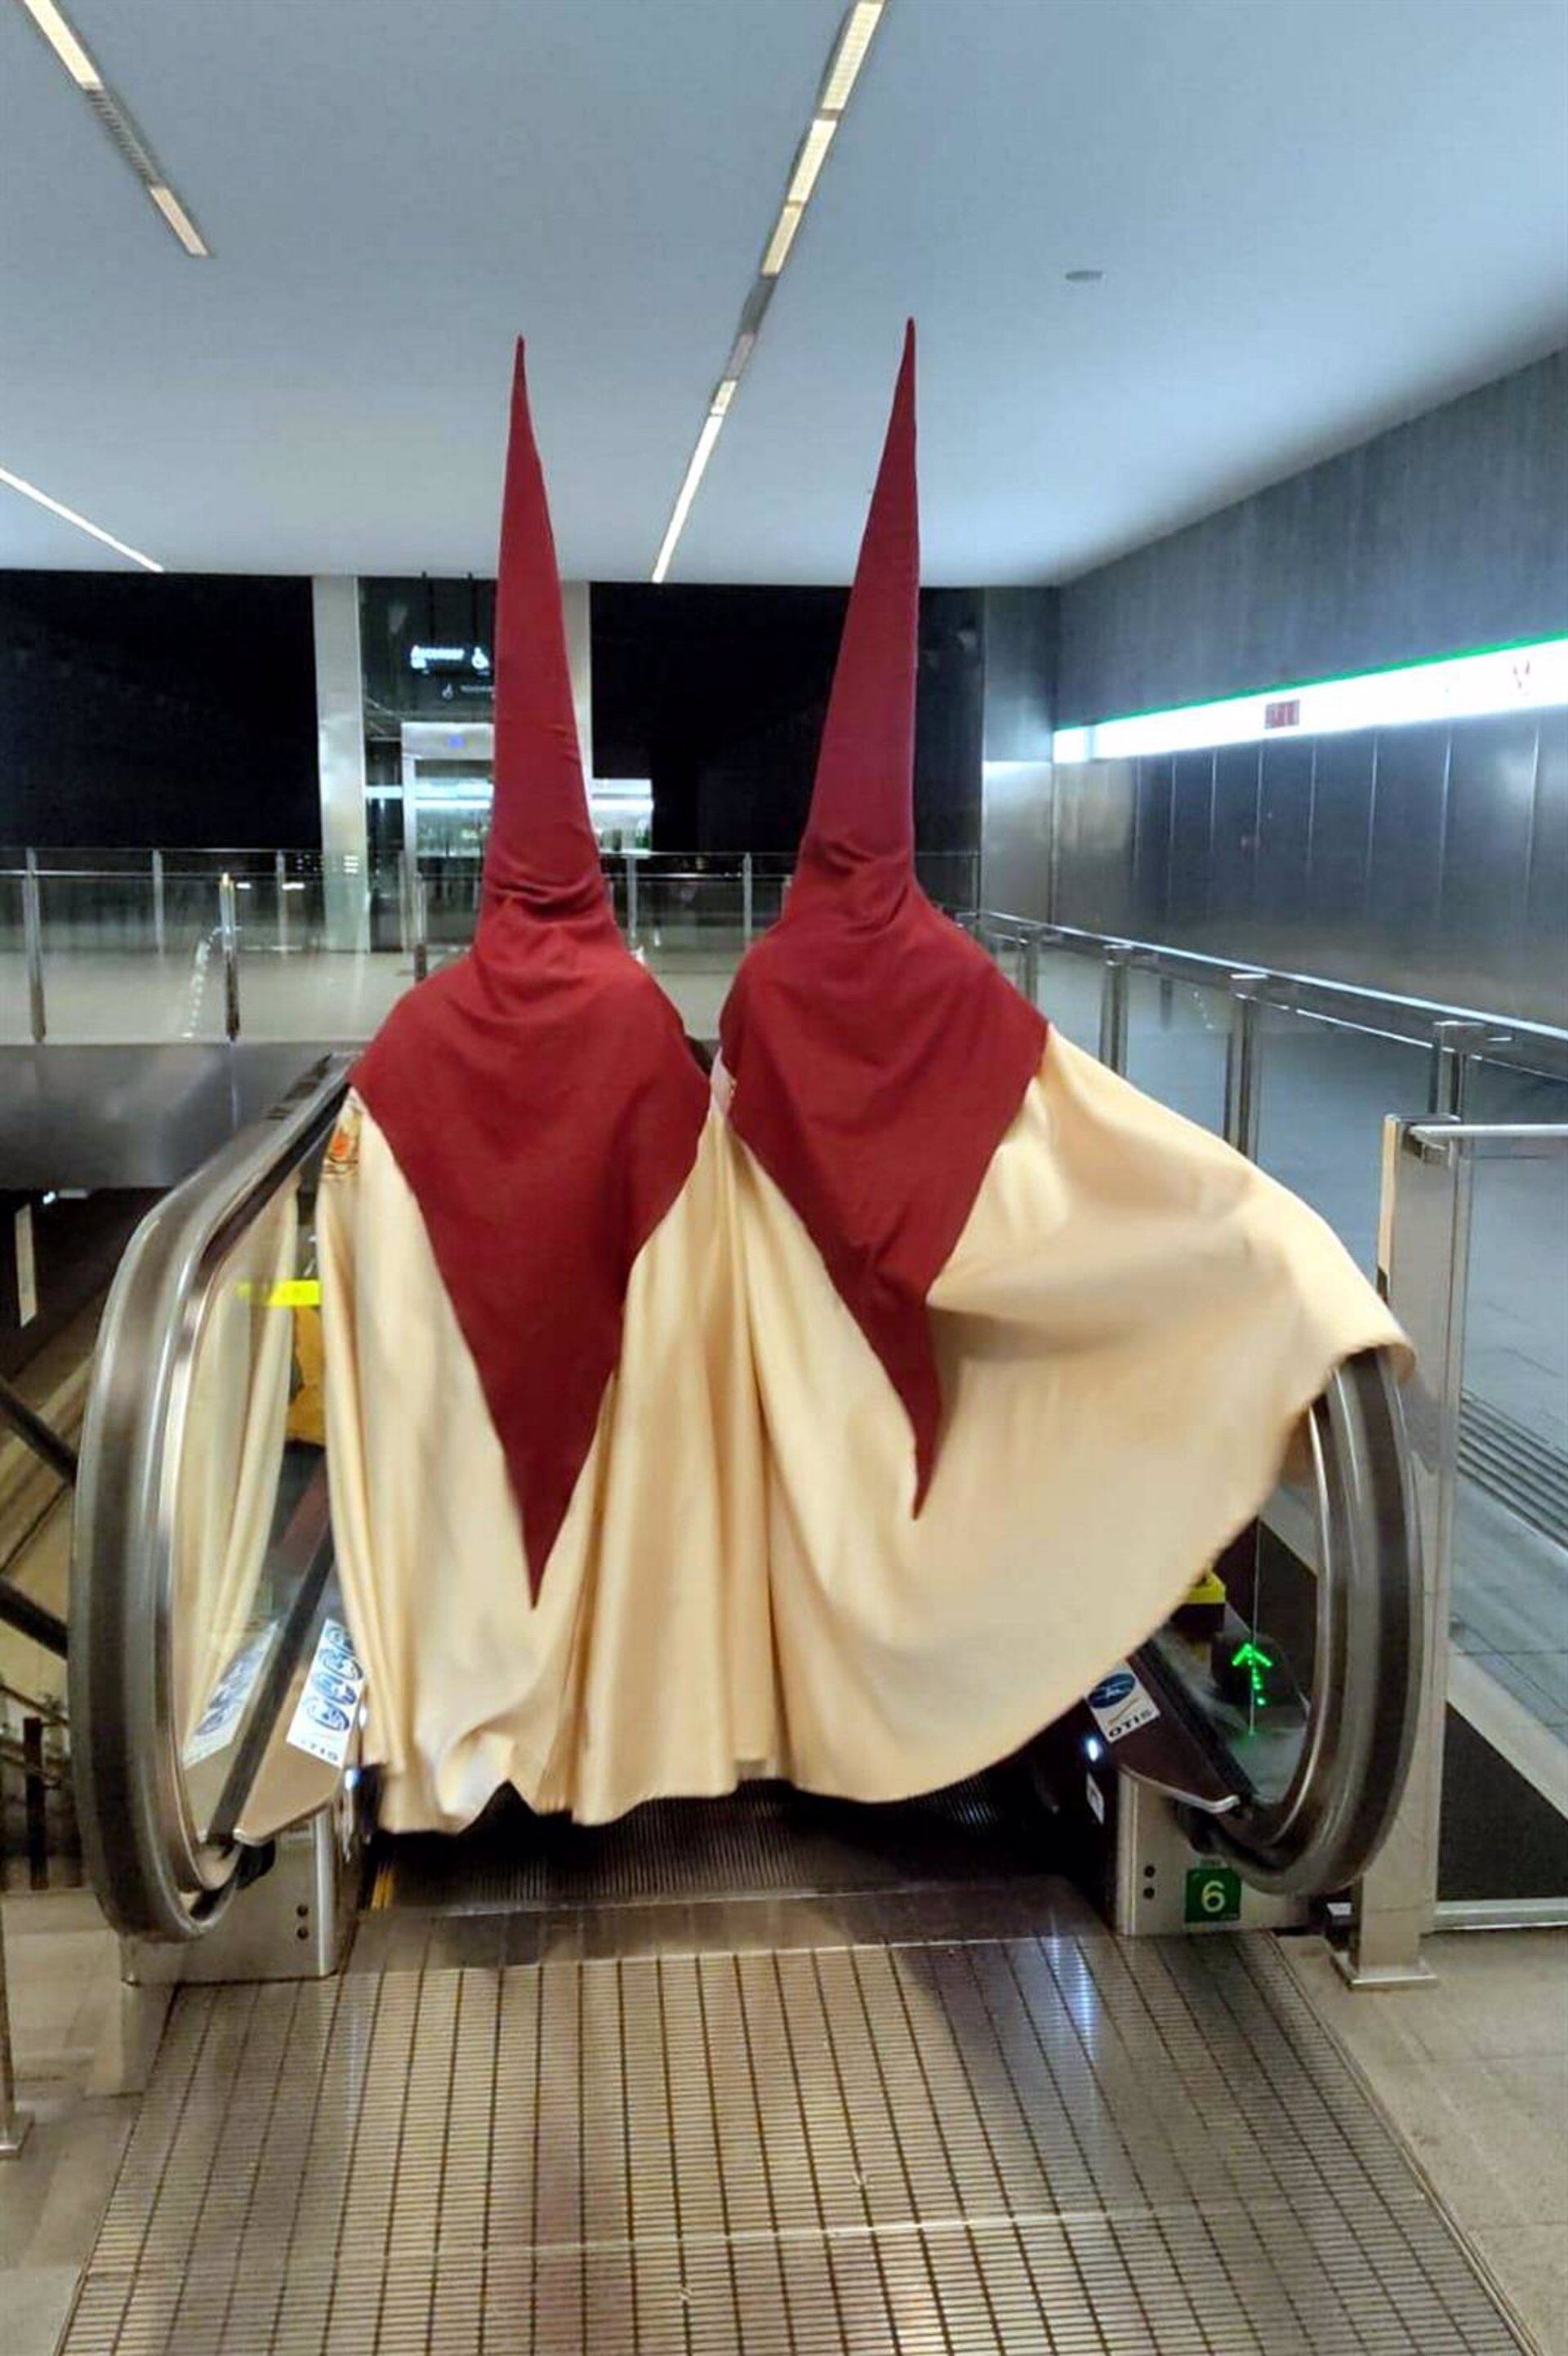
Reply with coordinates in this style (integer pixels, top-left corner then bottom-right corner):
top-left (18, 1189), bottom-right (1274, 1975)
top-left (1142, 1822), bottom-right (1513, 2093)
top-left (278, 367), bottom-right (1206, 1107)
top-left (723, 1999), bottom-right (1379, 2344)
top-left (591, 583), bottom-right (985, 864)
top-left (0, 573), bottom-right (319, 851)
top-left (1058, 351), bottom-right (1568, 726)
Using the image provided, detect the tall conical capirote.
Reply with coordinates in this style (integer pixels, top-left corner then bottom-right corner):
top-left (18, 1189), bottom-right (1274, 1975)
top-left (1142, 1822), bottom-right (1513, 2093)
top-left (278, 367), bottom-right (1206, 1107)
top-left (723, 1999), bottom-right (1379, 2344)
top-left (795, 321), bottom-right (918, 895)
top-left (350, 340), bottom-right (707, 1596)
top-left (483, 338), bottom-right (605, 916)
top-left (717, 321), bottom-right (1047, 1513)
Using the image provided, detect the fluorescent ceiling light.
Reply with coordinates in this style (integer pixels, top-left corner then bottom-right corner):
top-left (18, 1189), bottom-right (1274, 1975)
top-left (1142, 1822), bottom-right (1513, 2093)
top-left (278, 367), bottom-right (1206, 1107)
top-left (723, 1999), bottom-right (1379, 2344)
top-left (1053, 637), bottom-right (1568, 764)
top-left (148, 182), bottom-right (211, 257)
top-left (821, 1), bottom-right (884, 112)
top-left (786, 114), bottom-right (837, 207)
top-left (761, 200), bottom-right (804, 277)
top-left (649, 0), bottom-right (891, 581)
top-left (16, 0), bottom-right (99, 86)
top-left (0, 463), bottom-right (163, 570)
top-left (651, 410), bottom-right (727, 586)
top-left (13, 0), bottom-right (212, 256)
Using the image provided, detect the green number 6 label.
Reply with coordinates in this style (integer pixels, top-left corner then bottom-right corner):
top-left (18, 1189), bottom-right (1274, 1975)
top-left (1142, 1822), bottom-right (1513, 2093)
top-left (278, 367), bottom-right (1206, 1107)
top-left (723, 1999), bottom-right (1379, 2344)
top-left (1184, 1865), bottom-right (1242, 1925)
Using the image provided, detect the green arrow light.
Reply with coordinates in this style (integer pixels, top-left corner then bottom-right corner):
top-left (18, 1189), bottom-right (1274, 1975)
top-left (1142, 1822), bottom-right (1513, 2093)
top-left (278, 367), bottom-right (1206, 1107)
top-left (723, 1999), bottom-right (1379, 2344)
top-left (1231, 1640), bottom-right (1274, 1708)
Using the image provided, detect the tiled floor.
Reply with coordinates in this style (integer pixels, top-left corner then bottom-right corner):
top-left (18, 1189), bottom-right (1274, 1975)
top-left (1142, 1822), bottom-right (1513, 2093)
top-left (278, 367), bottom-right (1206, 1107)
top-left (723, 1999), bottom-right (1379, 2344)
top-left (1283, 1930), bottom-right (1568, 2356)
top-left (2, 1891), bottom-right (1563, 2353)
top-left (2, 1891), bottom-right (136, 2356)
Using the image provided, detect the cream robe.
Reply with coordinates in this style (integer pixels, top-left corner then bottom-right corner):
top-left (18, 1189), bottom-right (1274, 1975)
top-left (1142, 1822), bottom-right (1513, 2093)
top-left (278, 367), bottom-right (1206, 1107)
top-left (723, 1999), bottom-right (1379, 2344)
top-left (318, 1093), bottom-right (775, 1830)
top-left (175, 1186), bottom-right (300, 1748)
top-left (723, 1031), bottom-right (1408, 1802)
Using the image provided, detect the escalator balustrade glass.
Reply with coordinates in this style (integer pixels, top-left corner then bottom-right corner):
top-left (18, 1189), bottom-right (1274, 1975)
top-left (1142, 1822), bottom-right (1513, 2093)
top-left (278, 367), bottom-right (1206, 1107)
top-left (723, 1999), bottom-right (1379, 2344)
top-left (71, 1057), bottom-right (351, 1940)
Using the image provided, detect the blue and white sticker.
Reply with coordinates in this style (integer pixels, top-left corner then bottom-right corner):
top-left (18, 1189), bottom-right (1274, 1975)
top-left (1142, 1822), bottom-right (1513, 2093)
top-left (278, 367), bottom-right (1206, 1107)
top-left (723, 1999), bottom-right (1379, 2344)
top-left (184, 1628), bottom-right (272, 1767)
top-left (287, 1618), bottom-right (365, 1770)
top-left (1085, 1663), bottom-right (1158, 1746)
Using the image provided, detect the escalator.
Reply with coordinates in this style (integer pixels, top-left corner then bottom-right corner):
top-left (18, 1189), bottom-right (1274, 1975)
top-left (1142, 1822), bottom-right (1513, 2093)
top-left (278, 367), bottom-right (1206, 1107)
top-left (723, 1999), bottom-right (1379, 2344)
top-left (59, 1063), bottom-right (1530, 2354)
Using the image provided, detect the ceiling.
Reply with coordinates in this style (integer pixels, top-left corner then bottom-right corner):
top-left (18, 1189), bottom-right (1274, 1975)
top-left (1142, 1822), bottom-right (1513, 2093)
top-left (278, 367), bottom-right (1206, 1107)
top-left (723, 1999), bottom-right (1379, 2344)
top-left (2, 0), bottom-right (1566, 583)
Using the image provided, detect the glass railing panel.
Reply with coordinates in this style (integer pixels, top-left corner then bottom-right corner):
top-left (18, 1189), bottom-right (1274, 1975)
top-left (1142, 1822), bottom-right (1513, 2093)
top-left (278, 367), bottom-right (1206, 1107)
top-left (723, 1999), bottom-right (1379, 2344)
top-left (1256, 1002), bottom-right (1429, 1272)
top-left (1031, 944), bottom-right (1101, 1049)
top-left (1450, 1147), bottom-right (1568, 1752)
top-left (636, 869), bottom-right (750, 1037)
top-left (0, 871), bottom-right (26, 1042)
top-left (38, 866), bottom-right (226, 1042)
top-left (1124, 971), bottom-right (1232, 1137)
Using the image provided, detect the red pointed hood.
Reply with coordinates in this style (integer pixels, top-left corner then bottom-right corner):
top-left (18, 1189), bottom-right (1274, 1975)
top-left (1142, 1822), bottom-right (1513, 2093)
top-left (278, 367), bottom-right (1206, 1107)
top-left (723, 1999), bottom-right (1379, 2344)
top-left (719, 324), bottom-right (1047, 1509)
top-left (483, 340), bottom-right (610, 924)
top-left (795, 320), bottom-right (918, 899)
top-left (353, 340), bottom-right (706, 1596)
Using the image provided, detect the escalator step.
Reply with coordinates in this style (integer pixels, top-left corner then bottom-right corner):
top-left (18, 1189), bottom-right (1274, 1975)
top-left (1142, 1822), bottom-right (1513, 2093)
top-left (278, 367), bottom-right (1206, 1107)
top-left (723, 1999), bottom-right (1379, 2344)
top-left (372, 1775), bottom-right (1045, 1913)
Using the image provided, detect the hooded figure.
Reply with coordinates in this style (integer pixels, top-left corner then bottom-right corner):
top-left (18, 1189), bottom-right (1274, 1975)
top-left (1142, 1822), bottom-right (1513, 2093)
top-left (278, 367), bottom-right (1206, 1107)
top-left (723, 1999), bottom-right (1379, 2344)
top-left (718, 326), bottom-right (1407, 1801)
top-left (320, 341), bottom-right (773, 1828)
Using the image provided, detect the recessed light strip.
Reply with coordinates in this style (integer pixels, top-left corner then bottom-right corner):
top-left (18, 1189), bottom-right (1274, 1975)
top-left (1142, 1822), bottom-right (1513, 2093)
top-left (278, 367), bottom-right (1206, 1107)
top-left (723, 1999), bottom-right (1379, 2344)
top-left (12, 0), bottom-right (212, 255)
top-left (651, 409), bottom-right (728, 588)
top-left (820, 1), bottom-right (884, 112)
top-left (17, 0), bottom-right (97, 83)
top-left (1052, 638), bottom-right (1568, 764)
top-left (0, 464), bottom-right (163, 570)
top-left (649, 0), bottom-right (889, 581)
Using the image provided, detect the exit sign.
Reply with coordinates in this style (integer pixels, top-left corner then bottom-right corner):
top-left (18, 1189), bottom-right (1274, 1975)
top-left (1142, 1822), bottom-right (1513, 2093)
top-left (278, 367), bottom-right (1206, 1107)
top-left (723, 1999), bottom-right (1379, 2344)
top-left (1185, 1864), bottom-right (1242, 1925)
top-left (1264, 697), bottom-right (1301, 730)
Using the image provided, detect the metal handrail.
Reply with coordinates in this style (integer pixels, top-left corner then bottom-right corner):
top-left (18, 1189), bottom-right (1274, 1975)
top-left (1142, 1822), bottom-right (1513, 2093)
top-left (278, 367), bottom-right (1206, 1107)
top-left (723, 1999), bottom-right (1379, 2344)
top-left (69, 1053), bottom-right (351, 1941)
top-left (974, 907), bottom-right (1568, 1081)
top-left (1192, 1350), bottom-right (1423, 1895)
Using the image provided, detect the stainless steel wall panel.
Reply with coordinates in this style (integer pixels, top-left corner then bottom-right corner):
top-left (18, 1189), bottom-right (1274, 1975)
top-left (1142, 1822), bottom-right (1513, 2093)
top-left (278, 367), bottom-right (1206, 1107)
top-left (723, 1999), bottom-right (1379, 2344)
top-left (1366, 719), bottom-right (1447, 945)
top-left (979, 759), bottom-right (1054, 920)
top-left (1054, 759), bottom-right (1135, 933)
top-left (1130, 755), bottom-right (1174, 931)
top-left (1529, 709), bottom-right (1568, 956)
top-left (1166, 751), bottom-right (1216, 934)
top-left (1442, 715), bottom-right (1539, 970)
top-left (1211, 744), bottom-right (1263, 929)
top-left (1306, 730), bottom-right (1377, 936)
top-left (1256, 737), bottom-right (1314, 929)
top-left (1014, 710), bottom-right (1566, 1022)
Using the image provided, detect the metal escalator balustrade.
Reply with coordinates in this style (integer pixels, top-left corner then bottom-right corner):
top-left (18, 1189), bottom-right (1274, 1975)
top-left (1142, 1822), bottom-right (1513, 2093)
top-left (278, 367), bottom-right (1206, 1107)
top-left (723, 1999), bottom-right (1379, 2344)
top-left (70, 1053), bottom-right (351, 1941)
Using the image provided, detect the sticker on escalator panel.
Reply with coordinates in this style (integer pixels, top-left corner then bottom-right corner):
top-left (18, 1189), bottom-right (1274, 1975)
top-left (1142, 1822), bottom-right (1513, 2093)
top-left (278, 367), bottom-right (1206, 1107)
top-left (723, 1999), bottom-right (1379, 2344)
top-left (1085, 1664), bottom-right (1158, 1746)
top-left (287, 1618), bottom-right (365, 1769)
top-left (237, 1278), bottom-right (321, 1308)
top-left (184, 1628), bottom-right (272, 1767)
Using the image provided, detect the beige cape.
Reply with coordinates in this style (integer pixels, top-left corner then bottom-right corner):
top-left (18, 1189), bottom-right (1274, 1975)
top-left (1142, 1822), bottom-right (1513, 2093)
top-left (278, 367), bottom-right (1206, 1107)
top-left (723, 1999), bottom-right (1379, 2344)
top-left (319, 1033), bottom-right (1405, 1827)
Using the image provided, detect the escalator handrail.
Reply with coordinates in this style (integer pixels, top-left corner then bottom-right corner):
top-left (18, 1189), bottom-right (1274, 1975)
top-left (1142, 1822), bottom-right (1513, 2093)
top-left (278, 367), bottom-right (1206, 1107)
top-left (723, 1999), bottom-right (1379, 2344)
top-left (1183, 1347), bottom-right (1424, 1897)
top-left (70, 1053), bottom-right (351, 1940)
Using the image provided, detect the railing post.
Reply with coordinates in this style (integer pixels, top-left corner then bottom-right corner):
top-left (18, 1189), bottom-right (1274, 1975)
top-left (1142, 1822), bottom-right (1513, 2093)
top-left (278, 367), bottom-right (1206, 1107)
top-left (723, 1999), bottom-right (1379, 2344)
top-left (412, 874), bottom-right (429, 983)
top-left (1428, 1018), bottom-right (1486, 1119)
top-left (1223, 973), bottom-right (1268, 1160)
top-left (1021, 929), bottom-right (1040, 1007)
top-left (22, 849), bottom-right (46, 1045)
top-left (742, 853), bottom-right (754, 945)
top-left (1098, 945), bottom-right (1130, 1074)
top-left (626, 852), bottom-right (639, 945)
top-left (218, 872), bottom-right (241, 1040)
top-left (151, 848), bottom-right (166, 955)
top-left (396, 852), bottom-right (411, 960)
top-left (1340, 1120), bottom-right (1466, 1987)
top-left (275, 849), bottom-right (288, 955)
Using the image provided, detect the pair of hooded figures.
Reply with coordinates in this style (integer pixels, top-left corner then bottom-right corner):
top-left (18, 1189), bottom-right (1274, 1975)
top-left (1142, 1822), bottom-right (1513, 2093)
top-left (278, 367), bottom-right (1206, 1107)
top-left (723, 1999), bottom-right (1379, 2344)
top-left (318, 332), bottom-right (1405, 1833)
